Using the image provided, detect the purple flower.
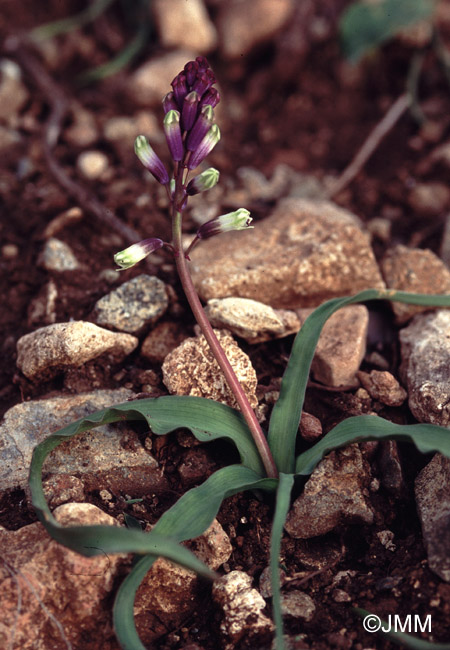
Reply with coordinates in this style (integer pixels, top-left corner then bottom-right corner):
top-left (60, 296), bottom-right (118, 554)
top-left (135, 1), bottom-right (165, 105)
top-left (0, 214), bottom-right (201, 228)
top-left (163, 110), bottom-right (184, 161)
top-left (187, 124), bottom-right (220, 170)
top-left (114, 238), bottom-right (164, 270)
top-left (134, 136), bottom-right (169, 185)
top-left (186, 168), bottom-right (220, 195)
top-left (196, 209), bottom-right (253, 239)
top-left (186, 104), bottom-right (214, 152)
top-left (181, 91), bottom-right (200, 132)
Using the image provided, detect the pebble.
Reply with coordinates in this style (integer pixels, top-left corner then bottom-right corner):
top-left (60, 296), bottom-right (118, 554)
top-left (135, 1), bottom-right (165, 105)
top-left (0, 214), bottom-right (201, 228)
top-left (141, 320), bottom-right (187, 363)
top-left (399, 310), bottom-right (450, 426)
top-left (42, 474), bottom-right (85, 509)
top-left (0, 59), bottom-right (29, 125)
top-left (0, 389), bottom-right (166, 494)
top-left (76, 150), bottom-right (109, 180)
top-left (281, 591), bottom-right (315, 621)
top-left (218, 0), bottom-right (295, 59)
top-left (135, 520), bottom-right (231, 644)
top-left (16, 321), bottom-right (138, 381)
top-left (92, 274), bottom-right (168, 335)
top-left (38, 237), bottom-right (80, 271)
top-left (297, 305), bottom-right (369, 387)
top-left (65, 105), bottom-right (99, 147)
top-left (285, 445), bottom-right (374, 538)
top-left (162, 328), bottom-right (258, 409)
top-left (212, 571), bottom-right (273, 642)
top-left (0, 124), bottom-right (22, 151)
top-left (153, 0), bottom-right (217, 53)
top-left (408, 182), bottom-right (450, 216)
top-left (204, 297), bottom-right (300, 342)
top-left (43, 206), bottom-right (83, 239)
top-left (103, 112), bottom-right (162, 150)
top-left (190, 198), bottom-right (384, 309)
top-left (380, 245), bottom-right (450, 324)
top-left (299, 411), bottom-right (323, 442)
top-left (357, 370), bottom-right (407, 407)
top-left (1, 243), bottom-right (19, 258)
top-left (0, 503), bottom-right (124, 650)
top-left (27, 280), bottom-right (58, 326)
top-left (415, 454), bottom-right (450, 581)
top-left (128, 50), bottom-right (196, 107)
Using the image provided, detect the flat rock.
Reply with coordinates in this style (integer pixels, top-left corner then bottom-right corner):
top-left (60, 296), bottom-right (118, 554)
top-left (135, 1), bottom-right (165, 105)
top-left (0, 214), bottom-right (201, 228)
top-left (218, 0), bottom-right (295, 59)
top-left (297, 305), bottom-right (369, 387)
top-left (153, 0), bottom-right (217, 53)
top-left (0, 389), bottom-right (165, 494)
top-left (128, 50), bottom-right (196, 107)
top-left (415, 454), bottom-right (450, 581)
top-left (357, 370), bottom-right (407, 407)
top-left (38, 237), bottom-right (81, 272)
top-left (380, 245), bottom-right (450, 323)
top-left (285, 445), bottom-right (374, 539)
top-left (135, 519), bottom-right (231, 644)
top-left (0, 503), bottom-right (124, 650)
top-left (190, 198), bottom-right (384, 309)
top-left (204, 296), bottom-right (300, 342)
top-left (162, 328), bottom-right (258, 409)
top-left (399, 310), bottom-right (450, 426)
top-left (92, 274), bottom-right (168, 334)
top-left (16, 321), bottom-right (138, 380)
top-left (212, 571), bottom-right (274, 642)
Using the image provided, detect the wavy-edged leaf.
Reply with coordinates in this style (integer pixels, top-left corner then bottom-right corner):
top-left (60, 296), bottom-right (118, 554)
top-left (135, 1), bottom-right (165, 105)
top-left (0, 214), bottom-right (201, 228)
top-left (354, 609), bottom-right (450, 649)
top-left (296, 414), bottom-right (450, 476)
top-left (270, 473), bottom-right (294, 650)
top-left (339, 0), bottom-right (435, 62)
top-left (113, 465), bottom-right (278, 650)
top-left (268, 289), bottom-right (450, 474)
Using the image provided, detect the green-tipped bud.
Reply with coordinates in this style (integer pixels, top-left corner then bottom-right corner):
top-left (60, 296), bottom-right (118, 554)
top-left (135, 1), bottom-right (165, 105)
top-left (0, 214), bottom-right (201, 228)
top-left (163, 110), bottom-right (184, 161)
top-left (186, 168), bottom-right (220, 195)
top-left (197, 208), bottom-right (253, 240)
top-left (134, 136), bottom-right (169, 185)
top-left (187, 124), bottom-right (221, 170)
top-left (114, 238), bottom-right (164, 270)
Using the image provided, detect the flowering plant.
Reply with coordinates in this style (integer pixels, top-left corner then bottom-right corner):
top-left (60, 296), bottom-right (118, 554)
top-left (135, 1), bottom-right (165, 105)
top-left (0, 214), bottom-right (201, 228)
top-left (29, 58), bottom-right (450, 650)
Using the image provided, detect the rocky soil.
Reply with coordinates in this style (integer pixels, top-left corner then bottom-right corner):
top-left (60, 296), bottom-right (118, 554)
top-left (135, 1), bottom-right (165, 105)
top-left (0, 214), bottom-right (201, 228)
top-left (1, 1), bottom-right (450, 649)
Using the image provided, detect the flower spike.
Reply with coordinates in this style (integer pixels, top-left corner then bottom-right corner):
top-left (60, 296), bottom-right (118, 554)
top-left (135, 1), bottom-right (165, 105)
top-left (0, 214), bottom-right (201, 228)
top-left (196, 209), bottom-right (253, 240)
top-left (114, 238), bottom-right (164, 270)
top-left (134, 136), bottom-right (169, 185)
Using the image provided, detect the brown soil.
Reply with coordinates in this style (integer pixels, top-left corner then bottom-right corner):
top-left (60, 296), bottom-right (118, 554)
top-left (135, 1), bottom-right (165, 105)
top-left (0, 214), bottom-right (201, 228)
top-left (1, 2), bottom-right (450, 649)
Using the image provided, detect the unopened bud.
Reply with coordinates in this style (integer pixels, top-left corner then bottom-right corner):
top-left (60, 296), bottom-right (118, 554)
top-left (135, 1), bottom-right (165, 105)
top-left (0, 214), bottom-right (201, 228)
top-left (114, 238), bottom-right (164, 270)
top-left (181, 90), bottom-right (199, 131)
top-left (197, 208), bottom-right (252, 239)
top-left (187, 124), bottom-right (220, 170)
top-left (186, 104), bottom-right (214, 152)
top-left (187, 168), bottom-right (220, 195)
top-left (134, 136), bottom-right (169, 185)
top-left (163, 110), bottom-right (184, 162)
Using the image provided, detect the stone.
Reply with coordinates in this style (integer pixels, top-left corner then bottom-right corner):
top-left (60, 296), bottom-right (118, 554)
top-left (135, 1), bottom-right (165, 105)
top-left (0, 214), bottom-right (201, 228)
top-left (38, 237), bottom-right (81, 271)
top-left (190, 198), bottom-right (384, 309)
top-left (42, 474), bottom-right (85, 509)
top-left (0, 503), bottom-right (124, 650)
top-left (218, 0), bottom-right (295, 59)
top-left (212, 571), bottom-right (274, 642)
top-left (0, 59), bottom-right (29, 124)
top-left (92, 274), bottom-right (168, 334)
top-left (65, 105), bottom-right (99, 147)
top-left (128, 51), bottom-right (196, 107)
top-left (76, 150), bottom-right (109, 180)
top-left (103, 112), bottom-right (162, 152)
top-left (27, 280), bottom-right (58, 326)
top-left (408, 182), bottom-right (450, 216)
top-left (0, 389), bottom-right (166, 494)
top-left (153, 0), bottom-right (217, 53)
top-left (0, 124), bottom-right (21, 151)
top-left (204, 297), bottom-right (300, 342)
top-left (285, 445), bottom-right (374, 539)
top-left (43, 206), bottom-right (84, 239)
top-left (281, 591), bottom-right (315, 621)
top-left (135, 520), bottom-right (231, 644)
top-left (380, 245), bottom-right (450, 324)
top-left (297, 305), bottom-right (369, 387)
top-left (162, 328), bottom-right (258, 409)
top-left (357, 370), bottom-right (407, 407)
top-left (141, 321), bottom-right (187, 363)
top-left (16, 321), bottom-right (138, 381)
top-left (299, 411), bottom-right (323, 442)
top-left (415, 454), bottom-right (450, 581)
top-left (400, 310), bottom-right (450, 426)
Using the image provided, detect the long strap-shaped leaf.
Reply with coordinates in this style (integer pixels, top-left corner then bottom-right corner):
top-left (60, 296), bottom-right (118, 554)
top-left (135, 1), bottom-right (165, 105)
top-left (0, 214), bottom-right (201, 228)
top-left (270, 473), bottom-right (294, 650)
top-left (29, 394), bottom-right (263, 479)
top-left (295, 414), bottom-right (450, 475)
top-left (268, 289), bottom-right (450, 473)
top-left (113, 465), bottom-right (277, 650)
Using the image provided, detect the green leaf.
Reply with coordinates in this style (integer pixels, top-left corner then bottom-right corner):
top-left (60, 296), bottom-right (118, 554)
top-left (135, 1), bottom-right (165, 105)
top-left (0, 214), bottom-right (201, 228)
top-left (113, 465), bottom-right (278, 650)
top-left (296, 414), bottom-right (450, 476)
top-left (270, 473), bottom-right (294, 650)
top-left (268, 289), bottom-right (450, 474)
top-left (353, 609), bottom-right (450, 649)
top-left (339, 0), bottom-right (435, 62)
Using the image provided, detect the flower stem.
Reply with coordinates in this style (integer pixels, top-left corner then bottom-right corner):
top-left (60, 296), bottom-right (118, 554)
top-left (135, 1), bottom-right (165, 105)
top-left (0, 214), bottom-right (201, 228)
top-left (171, 195), bottom-right (278, 479)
